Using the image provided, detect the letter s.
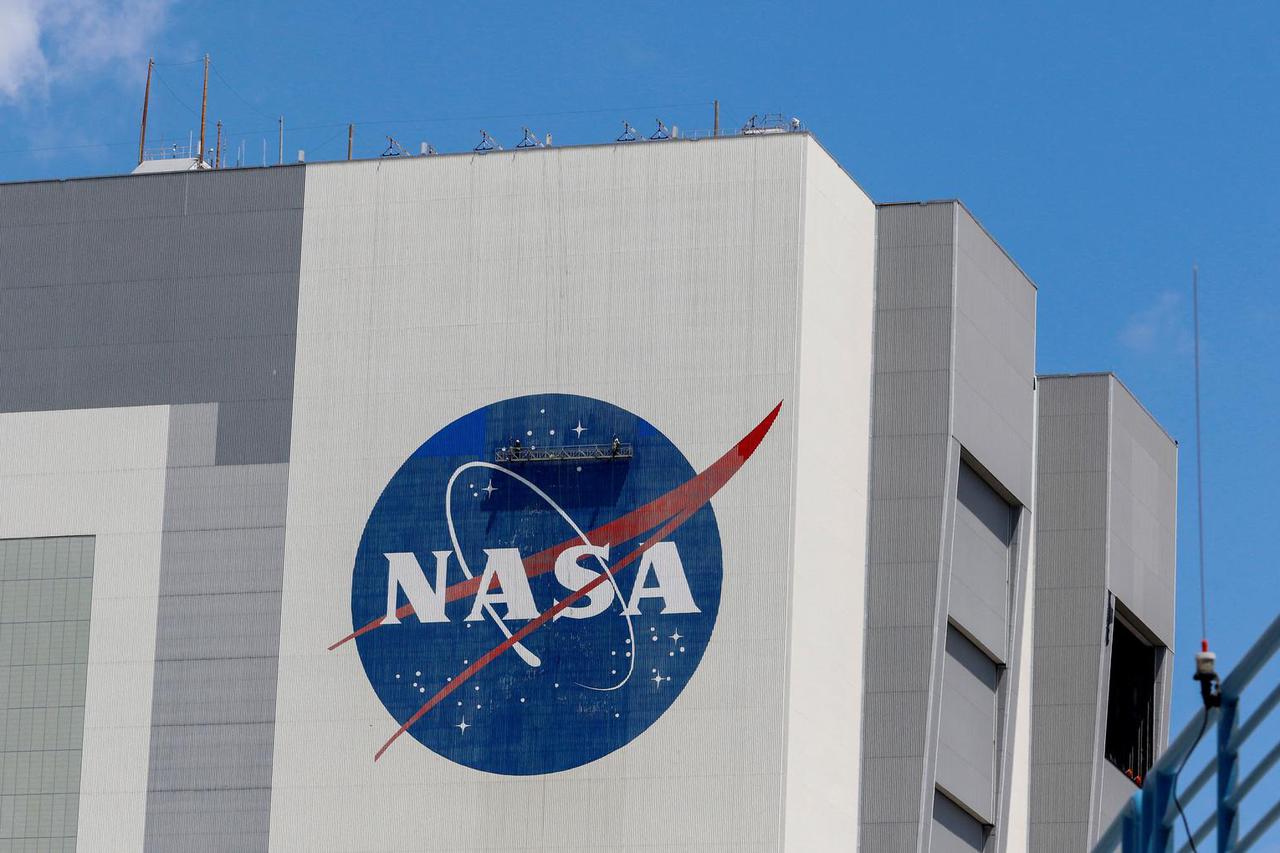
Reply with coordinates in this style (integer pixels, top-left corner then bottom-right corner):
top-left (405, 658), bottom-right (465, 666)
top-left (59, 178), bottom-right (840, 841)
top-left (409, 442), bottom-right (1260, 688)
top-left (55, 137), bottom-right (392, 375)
top-left (553, 543), bottom-right (613, 620)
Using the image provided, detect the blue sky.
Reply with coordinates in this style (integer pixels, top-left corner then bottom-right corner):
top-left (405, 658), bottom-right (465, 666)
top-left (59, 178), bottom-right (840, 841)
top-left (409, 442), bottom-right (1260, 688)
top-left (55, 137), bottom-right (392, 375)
top-left (2, 0), bottom-right (1278, 840)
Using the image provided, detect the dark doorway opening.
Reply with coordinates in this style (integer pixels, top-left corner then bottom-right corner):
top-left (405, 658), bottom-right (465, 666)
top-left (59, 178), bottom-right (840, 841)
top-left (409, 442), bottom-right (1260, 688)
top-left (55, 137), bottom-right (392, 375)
top-left (1105, 615), bottom-right (1159, 783)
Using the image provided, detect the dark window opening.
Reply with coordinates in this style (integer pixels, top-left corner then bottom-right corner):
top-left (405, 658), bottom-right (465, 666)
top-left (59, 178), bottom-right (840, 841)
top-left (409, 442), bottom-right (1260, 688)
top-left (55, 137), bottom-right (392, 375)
top-left (1104, 616), bottom-right (1158, 783)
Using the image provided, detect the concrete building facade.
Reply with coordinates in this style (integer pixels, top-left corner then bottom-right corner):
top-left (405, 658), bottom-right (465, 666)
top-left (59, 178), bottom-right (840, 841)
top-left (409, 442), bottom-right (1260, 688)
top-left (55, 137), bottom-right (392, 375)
top-left (0, 131), bottom-right (1175, 851)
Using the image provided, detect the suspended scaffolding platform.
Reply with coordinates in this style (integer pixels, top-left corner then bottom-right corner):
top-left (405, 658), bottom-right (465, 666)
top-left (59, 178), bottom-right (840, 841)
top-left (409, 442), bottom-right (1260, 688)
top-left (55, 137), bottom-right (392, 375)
top-left (495, 442), bottom-right (633, 464)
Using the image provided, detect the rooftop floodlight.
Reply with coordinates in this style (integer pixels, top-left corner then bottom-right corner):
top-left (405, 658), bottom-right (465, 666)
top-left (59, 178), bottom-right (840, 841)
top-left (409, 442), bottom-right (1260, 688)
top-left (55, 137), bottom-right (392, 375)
top-left (381, 136), bottom-right (406, 157)
top-left (474, 130), bottom-right (500, 153)
top-left (649, 119), bottom-right (670, 140)
top-left (616, 121), bottom-right (639, 142)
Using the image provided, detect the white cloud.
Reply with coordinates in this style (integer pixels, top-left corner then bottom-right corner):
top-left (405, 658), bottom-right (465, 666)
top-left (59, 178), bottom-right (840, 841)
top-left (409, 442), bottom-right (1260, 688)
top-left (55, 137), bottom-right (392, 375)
top-left (1119, 290), bottom-right (1194, 356)
top-left (0, 0), bottom-right (168, 101)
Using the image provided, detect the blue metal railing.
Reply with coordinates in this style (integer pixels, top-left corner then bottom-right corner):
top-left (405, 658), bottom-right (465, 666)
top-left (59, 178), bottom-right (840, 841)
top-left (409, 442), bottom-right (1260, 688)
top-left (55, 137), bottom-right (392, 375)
top-left (1094, 613), bottom-right (1280, 852)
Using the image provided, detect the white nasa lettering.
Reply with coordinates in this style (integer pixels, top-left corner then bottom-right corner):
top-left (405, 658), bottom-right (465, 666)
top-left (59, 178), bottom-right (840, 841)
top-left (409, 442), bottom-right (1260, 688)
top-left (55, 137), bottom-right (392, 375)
top-left (384, 543), bottom-right (701, 623)
top-left (552, 543), bottom-right (613, 620)
top-left (466, 548), bottom-right (540, 622)
top-left (383, 551), bottom-right (452, 624)
top-left (622, 542), bottom-right (701, 615)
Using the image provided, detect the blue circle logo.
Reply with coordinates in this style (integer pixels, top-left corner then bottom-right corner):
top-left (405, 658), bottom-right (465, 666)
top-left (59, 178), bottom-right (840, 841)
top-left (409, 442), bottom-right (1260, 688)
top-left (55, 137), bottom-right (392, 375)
top-left (346, 394), bottom-right (730, 775)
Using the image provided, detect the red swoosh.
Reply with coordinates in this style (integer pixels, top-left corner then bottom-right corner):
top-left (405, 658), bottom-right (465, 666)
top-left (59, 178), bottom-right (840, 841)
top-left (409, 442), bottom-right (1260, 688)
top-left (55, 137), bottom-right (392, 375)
top-left (329, 401), bottom-right (782, 652)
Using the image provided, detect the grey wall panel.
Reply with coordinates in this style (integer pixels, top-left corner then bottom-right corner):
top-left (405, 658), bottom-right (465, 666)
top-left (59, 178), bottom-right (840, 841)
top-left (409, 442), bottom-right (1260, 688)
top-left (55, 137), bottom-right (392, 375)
top-left (951, 463), bottom-right (1014, 660)
top-left (159, 527), bottom-right (287, 596)
top-left (937, 626), bottom-right (999, 822)
top-left (1107, 382), bottom-right (1177, 647)
top-left (864, 201), bottom-right (1038, 851)
top-left (1097, 762), bottom-right (1135, 837)
top-left (873, 307), bottom-right (954, 373)
top-left (214, 398), bottom-right (295, 467)
top-left (165, 403), bottom-right (219, 468)
top-left (1030, 372), bottom-right (1177, 849)
top-left (144, 789), bottom-right (271, 850)
top-left (933, 791), bottom-right (987, 852)
top-left (861, 202), bottom-right (957, 851)
top-left (161, 463), bottom-right (289, 531)
top-left (1030, 374), bottom-right (1110, 851)
top-left (952, 206), bottom-right (1036, 506)
top-left (872, 369), bottom-right (951, 437)
top-left (0, 167), bottom-right (305, 466)
top-left (1034, 373), bottom-right (1167, 850)
top-left (143, 410), bottom-right (289, 852)
top-left (877, 201), bottom-right (956, 249)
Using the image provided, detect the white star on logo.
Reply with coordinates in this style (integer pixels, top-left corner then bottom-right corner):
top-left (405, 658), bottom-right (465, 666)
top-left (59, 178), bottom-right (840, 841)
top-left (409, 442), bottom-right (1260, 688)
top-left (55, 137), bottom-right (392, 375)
top-left (456, 718), bottom-right (470, 734)
top-left (482, 480), bottom-right (497, 497)
top-left (572, 420), bottom-right (587, 438)
top-left (652, 672), bottom-right (664, 688)
top-left (670, 630), bottom-right (682, 643)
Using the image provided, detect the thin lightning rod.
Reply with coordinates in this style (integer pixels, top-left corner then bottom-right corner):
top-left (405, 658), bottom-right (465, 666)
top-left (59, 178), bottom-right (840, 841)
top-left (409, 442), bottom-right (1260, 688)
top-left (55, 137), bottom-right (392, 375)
top-left (1192, 264), bottom-right (1209, 644)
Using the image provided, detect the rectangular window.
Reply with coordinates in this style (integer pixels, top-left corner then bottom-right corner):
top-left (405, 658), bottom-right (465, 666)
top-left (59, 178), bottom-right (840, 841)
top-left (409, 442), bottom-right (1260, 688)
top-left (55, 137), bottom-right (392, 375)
top-left (950, 461), bottom-right (1015, 661)
top-left (1104, 612), bottom-right (1159, 782)
top-left (0, 536), bottom-right (95, 852)
top-left (932, 789), bottom-right (988, 852)
top-left (937, 624), bottom-right (1000, 823)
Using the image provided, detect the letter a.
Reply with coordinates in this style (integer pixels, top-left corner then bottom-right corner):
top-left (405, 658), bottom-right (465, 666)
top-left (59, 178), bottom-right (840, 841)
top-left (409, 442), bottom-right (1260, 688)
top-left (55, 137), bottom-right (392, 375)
top-left (622, 542), bottom-right (701, 615)
top-left (466, 548), bottom-right (540, 622)
top-left (384, 551), bottom-right (452, 624)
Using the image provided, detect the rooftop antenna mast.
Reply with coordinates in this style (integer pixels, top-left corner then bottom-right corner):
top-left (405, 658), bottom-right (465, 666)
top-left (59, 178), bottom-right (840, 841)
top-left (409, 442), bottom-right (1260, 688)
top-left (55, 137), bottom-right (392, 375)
top-left (1172, 263), bottom-right (1221, 853)
top-left (138, 58), bottom-right (154, 165)
top-left (1192, 263), bottom-right (1215, 674)
top-left (197, 54), bottom-right (209, 165)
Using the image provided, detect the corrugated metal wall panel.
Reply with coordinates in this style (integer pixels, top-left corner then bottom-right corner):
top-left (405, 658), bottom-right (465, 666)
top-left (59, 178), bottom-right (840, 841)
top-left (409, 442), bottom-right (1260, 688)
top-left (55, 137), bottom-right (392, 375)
top-left (0, 167), bottom-right (305, 467)
top-left (1029, 374), bottom-right (1110, 849)
top-left (1107, 382), bottom-right (1178, 648)
top-left (952, 206), bottom-right (1036, 507)
top-left (143, 406), bottom-right (289, 852)
top-left (860, 201), bottom-right (957, 851)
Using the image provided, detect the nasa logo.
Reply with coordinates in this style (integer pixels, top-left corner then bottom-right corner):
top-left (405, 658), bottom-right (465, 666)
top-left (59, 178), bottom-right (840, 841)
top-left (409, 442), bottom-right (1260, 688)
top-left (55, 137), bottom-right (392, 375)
top-left (332, 394), bottom-right (780, 774)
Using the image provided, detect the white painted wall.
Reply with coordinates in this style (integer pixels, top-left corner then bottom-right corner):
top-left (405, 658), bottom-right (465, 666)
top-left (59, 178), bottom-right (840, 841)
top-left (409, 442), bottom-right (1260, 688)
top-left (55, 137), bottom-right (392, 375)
top-left (781, 138), bottom-right (875, 851)
top-left (269, 134), bottom-right (876, 851)
top-left (0, 406), bottom-right (171, 852)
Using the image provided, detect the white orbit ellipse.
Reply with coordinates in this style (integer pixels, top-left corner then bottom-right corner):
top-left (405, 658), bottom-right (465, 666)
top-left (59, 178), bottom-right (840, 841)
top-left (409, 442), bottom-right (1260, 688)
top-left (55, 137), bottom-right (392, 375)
top-left (443, 461), bottom-right (637, 691)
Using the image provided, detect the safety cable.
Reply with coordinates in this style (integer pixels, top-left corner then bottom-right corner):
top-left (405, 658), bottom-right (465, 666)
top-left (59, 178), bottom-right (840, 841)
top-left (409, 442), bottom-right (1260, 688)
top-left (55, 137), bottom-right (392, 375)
top-left (1173, 710), bottom-right (1210, 852)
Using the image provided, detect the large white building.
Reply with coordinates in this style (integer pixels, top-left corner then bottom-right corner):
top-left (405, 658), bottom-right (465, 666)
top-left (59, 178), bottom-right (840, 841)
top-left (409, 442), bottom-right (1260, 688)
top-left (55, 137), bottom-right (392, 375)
top-left (0, 130), bottom-right (1176, 851)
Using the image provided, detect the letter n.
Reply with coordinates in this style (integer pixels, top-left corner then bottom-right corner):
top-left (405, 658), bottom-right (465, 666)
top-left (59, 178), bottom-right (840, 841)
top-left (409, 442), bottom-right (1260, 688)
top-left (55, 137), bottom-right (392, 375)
top-left (383, 551), bottom-right (452, 623)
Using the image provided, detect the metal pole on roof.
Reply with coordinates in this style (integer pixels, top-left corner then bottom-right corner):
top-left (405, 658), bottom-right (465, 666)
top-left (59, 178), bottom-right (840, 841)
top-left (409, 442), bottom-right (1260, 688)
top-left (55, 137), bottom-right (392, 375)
top-left (278, 116), bottom-right (284, 165)
top-left (197, 54), bottom-right (209, 165)
top-left (347, 123), bottom-right (354, 160)
top-left (138, 58), bottom-right (154, 164)
top-left (214, 121), bottom-right (222, 169)
top-left (713, 99), bottom-right (719, 137)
